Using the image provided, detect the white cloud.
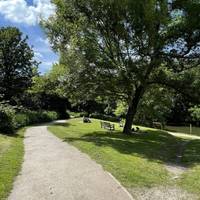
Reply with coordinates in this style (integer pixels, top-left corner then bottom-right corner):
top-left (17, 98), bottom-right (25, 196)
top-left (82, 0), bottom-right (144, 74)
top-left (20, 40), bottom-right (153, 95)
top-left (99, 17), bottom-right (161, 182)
top-left (40, 60), bottom-right (57, 73)
top-left (37, 37), bottom-right (50, 45)
top-left (34, 51), bottom-right (43, 59)
top-left (0, 0), bottom-right (55, 25)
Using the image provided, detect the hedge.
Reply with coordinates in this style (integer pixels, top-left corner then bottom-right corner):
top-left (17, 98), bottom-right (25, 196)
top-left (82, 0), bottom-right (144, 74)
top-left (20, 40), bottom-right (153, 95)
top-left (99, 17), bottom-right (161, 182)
top-left (90, 113), bottom-right (119, 122)
top-left (0, 103), bottom-right (59, 134)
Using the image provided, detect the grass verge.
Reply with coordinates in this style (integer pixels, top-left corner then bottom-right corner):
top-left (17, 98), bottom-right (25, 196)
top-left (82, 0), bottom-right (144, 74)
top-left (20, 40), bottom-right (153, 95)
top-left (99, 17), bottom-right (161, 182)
top-left (0, 129), bottom-right (24, 200)
top-left (49, 118), bottom-right (200, 197)
top-left (166, 125), bottom-right (200, 136)
top-left (49, 118), bottom-right (183, 188)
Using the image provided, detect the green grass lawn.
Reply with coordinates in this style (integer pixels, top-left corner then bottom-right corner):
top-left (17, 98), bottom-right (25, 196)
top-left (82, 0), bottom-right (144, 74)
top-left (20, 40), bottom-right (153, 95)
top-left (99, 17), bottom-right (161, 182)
top-left (178, 139), bottom-right (200, 195)
top-left (49, 118), bottom-right (200, 196)
top-left (0, 129), bottom-right (24, 200)
top-left (166, 125), bottom-right (200, 136)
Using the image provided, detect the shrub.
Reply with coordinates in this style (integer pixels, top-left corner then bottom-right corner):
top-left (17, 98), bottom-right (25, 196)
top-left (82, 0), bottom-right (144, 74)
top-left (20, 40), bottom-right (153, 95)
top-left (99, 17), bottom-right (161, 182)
top-left (38, 111), bottom-right (58, 122)
top-left (15, 113), bottom-right (30, 128)
top-left (19, 110), bottom-right (58, 125)
top-left (0, 103), bottom-right (59, 134)
top-left (80, 112), bottom-right (89, 117)
top-left (68, 112), bottom-right (83, 118)
top-left (58, 111), bottom-right (70, 119)
top-left (0, 102), bottom-right (16, 133)
top-left (90, 113), bottom-right (119, 122)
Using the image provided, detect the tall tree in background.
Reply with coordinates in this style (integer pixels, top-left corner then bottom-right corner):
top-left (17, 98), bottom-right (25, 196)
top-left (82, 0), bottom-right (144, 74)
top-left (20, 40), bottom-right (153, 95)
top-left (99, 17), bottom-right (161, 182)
top-left (29, 63), bottom-right (71, 118)
top-left (0, 27), bottom-right (38, 102)
top-left (44, 0), bottom-right (200, 134)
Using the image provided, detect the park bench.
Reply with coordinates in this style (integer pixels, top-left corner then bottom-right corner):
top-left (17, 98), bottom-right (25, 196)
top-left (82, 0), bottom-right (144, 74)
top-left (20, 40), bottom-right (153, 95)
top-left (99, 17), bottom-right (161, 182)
top-left (153, 122), bottom-right (163, 129)
top-left (100, 121), bottom-right (115, 131)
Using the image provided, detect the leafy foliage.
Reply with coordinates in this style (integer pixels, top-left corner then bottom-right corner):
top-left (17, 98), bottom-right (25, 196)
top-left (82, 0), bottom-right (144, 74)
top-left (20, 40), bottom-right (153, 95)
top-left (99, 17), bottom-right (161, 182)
top-left (29, 64), bottom-right (71, 118)
top-left (189, 106), bottom-right (200, 122)
top-left (0, 102), bottom-right (16, 133)
top-left (44, 0), bottom-right (200, 133)
top-left (0, 27), bottom-right (38, 102)
top-left (0, 101), bottom-right (59, 133)
top-left (90, 113), bottom-right (119, 122)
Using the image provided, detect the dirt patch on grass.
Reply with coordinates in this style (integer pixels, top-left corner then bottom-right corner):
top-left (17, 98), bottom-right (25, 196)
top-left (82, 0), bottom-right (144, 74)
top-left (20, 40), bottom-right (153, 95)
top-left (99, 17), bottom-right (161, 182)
top-left (0, 139), bottom-right (11, 155)
top-left (164, 140), bottom-right (189, 179)
top-left (165, 163), bottom-right (187, 178)
top-left (129, 186), bottom-right (198, 200)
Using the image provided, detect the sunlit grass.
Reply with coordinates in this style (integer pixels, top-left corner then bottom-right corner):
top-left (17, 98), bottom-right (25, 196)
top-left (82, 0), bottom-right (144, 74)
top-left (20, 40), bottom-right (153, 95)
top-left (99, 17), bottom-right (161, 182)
top-left (0, 129), bottom-right (25, 200)
top-left (49, 118), bottom-right (200, 196)
top-left (166, 125), bottom-right (200, 136)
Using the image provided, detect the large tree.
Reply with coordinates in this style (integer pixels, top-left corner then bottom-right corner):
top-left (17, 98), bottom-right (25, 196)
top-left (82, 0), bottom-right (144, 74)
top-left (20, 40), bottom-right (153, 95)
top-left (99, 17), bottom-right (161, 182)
top-left (44, 0), bottom-right (200, 134)
top-left (0, 27), bottom-right (38, 102)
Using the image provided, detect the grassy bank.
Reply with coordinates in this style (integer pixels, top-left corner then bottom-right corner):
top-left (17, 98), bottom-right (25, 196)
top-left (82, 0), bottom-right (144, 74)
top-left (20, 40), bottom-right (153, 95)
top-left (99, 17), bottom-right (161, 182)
top-left (48, 119), bottom-right (179, 187)
top-left (0, 129), bottom-right (24, 200)
top-left (49, 118), bottom-right (200, 196)
top-left (178, 139), bottom-right (200, 195)
top-left (166, 125), bottom-right (200, 136)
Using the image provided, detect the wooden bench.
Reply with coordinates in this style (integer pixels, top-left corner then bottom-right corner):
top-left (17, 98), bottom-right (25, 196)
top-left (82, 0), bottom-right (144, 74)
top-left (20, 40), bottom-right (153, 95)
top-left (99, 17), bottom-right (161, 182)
top-left (100, 121), bottom-right (115, 131)
top-left (153, 122), bottom-right (163, 130)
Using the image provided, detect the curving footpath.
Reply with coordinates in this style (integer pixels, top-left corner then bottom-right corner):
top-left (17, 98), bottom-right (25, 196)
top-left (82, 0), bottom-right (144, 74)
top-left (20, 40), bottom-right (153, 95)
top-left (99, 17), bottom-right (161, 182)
top-left (8, 124), bottom-right (133, 200)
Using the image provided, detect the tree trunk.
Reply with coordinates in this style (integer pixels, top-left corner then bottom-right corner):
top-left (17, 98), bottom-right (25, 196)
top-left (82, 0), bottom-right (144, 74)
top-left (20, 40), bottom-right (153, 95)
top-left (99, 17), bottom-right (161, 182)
top-left (123, 86), bottom-right (145, 134)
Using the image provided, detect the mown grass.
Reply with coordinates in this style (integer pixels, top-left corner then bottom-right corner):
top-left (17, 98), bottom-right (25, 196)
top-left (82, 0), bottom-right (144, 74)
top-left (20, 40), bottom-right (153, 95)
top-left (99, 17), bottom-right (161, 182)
top-left (0, 129), bottom-right (24, 200)
top-left (49, 118), bottom-right (200, 196)
top-left (166, 125), bottom-right (200, 136)
top-left (49, 119), bottom-right (180, 187)
top-left (178, 139), bottom-right (200, 195)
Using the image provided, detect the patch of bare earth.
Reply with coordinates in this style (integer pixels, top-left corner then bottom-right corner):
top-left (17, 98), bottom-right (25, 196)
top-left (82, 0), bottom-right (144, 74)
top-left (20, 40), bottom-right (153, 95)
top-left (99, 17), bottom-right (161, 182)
top-left (165, 163), bottom-right (187, 179)
top-left (128, 186), bottom-right (198, 200)
top-left (165, 140), bottom-right (189, 179)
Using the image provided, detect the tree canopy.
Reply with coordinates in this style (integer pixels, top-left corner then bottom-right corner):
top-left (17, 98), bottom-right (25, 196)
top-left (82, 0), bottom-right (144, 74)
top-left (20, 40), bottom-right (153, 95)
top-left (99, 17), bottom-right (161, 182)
top-left (0, 27), bottom-right (38, 103)
top-left (44, 0), bottom-right (200, 133)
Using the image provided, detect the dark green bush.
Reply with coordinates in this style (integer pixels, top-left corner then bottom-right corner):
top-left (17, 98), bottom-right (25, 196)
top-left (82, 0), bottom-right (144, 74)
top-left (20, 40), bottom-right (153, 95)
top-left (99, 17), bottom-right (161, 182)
top-left (69, 112), bottom-right (84, 118)
top-left (15, 113), bottom-right (30, 128)
top-left (15, 110), bottom-right (58, 128)
top-left (0, 103), bottom-right (59, 134)
top-left (90, 113), bottom-right (119, 122)
top-left (0, 103), bottom-right (16, 133)
top-left (58, 111), bottom-right (70, 119)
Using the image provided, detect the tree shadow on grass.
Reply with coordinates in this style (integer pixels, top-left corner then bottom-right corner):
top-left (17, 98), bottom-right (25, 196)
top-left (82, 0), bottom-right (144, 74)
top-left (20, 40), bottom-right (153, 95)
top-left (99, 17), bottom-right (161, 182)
top-left (63, 130), bottom-right (200, 167)
top-left (0, 133), bottom-right (24, 139)
top-left (50, 122), bottom-right (72, 127)
top-left (182, 139), bottom-right (200, 165)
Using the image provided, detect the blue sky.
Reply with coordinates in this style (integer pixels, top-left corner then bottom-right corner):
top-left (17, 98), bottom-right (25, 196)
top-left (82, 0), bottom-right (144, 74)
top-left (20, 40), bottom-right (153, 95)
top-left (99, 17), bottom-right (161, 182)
top-left (0, 0), bottom-right (58, 74)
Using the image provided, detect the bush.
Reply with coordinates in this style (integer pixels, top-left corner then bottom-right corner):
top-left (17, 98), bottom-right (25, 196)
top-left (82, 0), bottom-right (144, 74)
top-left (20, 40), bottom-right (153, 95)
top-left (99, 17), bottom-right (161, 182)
top-left (90, 113), bottom-right (119, 122)
top-left (0, 103), bottom-right (16, 133)
top-left (59, 111), bottom-right (70, 119)
top-left (38, 111), bottom-right (58, 122)
top-left (15, 113), bottom-right (29, 128)
top-left (15, 111), bottom-right (58, 128)
top-left (68, 112), bottom-right (83, 118)
top-left (0, 104), bottom-right (59, 134)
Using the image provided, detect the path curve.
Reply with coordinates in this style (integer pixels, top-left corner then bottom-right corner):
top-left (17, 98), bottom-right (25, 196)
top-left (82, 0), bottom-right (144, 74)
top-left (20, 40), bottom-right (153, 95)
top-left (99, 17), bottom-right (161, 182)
top-left (8, 124), bottom-right (133, 200)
